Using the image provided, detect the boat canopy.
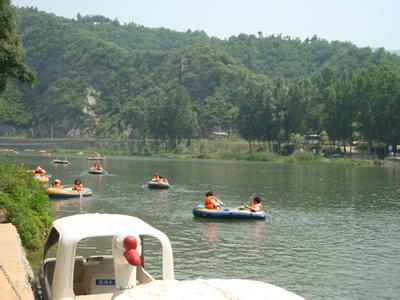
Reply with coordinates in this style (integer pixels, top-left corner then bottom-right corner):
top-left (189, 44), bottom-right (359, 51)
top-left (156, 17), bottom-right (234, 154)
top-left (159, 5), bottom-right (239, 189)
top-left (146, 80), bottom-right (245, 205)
top-left (53, 214), bottom-right (169, 242)
top-left (43, 214), bottom-right (174, 278)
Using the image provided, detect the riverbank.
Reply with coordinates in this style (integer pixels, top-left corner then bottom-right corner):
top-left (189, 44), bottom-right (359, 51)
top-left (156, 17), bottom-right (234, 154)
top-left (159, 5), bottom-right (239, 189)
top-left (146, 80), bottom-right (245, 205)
top-left (0, 159), bottom-right (53, 255)
top-left (0, 137), bottom-right (385, 166)
top-left (54, 146), bottom-right (385, 167)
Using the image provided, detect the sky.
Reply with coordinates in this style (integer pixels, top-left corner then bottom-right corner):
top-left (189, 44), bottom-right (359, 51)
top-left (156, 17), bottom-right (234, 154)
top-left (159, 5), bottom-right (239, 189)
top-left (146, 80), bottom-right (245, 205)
top-left (12, 0), bottom-right (400, 50)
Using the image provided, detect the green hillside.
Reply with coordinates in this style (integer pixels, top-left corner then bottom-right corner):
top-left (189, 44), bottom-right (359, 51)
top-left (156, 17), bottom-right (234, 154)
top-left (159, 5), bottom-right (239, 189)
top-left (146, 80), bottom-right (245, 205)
top-left (1, 7), bottom-right (400, 154)
top-left (75, 14), bottom-right (400, 78)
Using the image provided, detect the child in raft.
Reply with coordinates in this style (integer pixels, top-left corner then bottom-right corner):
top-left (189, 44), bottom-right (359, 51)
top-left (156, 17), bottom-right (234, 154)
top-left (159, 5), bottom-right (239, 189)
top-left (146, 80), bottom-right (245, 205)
top-left (72, 179), bottom-right (84, 191)
top-left (34, 165), bottom-right (45, 174)
top-left (151, 172), bottom-right (161, 182)
top-left (240, 196), bottom-right (263, 212)
top-left (159, 176), bottom-right (168, 183)
top-left (151, 173), bottom-right (169, 183)
top-left (52, 179), bottom-right (64, 188)
top-left (204, 191), bottom-right (223, 210)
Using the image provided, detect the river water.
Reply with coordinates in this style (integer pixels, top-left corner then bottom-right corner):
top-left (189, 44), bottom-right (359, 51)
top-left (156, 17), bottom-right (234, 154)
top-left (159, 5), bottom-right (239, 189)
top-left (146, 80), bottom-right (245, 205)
top-left (5, 153), bottom-right (400, 299)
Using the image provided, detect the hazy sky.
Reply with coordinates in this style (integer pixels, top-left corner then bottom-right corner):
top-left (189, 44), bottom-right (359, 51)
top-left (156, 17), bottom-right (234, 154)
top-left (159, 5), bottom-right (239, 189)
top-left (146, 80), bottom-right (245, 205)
top-left (12, 0), bottom-right (400, 50)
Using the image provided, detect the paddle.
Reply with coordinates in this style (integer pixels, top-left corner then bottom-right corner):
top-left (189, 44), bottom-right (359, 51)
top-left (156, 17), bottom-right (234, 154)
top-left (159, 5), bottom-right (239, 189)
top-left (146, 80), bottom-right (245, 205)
top-left (215, 197), bottom-right (224, 206)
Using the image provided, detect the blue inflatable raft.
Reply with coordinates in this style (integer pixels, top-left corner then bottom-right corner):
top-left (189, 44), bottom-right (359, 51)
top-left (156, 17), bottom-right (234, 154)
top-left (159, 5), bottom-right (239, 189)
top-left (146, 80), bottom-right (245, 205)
top-left (193, 205), bottom-right (266, 220)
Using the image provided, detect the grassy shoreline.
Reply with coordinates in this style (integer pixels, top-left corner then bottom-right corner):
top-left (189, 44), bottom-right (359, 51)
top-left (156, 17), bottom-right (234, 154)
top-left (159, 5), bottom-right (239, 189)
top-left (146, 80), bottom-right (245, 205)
top-left (0, 137), bottom-right (386, 166)
top-left (50, 145), bottom-right (385, 166)
top-left (0, 159), bottom-right (53, 259)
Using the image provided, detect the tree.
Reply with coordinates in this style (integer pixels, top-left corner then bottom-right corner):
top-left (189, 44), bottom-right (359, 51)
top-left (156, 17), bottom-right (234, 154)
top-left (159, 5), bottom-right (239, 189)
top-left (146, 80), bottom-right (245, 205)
top-left (271, 77), bottom-right (289, 151)
top-left (356, 66), bottom-right (400, 155)
top-left (0, 0), bottom-right (34, 92)
top-left (198, 89), bottom-right (238, 136)
top-left (121, 96), bottom-right (149, 143)
top-left (237, 81), bottom-right (274, 151)
top-left (287, 77), bottom-right (318, 136)
top-left (0, 81), bottom-right (34, 135)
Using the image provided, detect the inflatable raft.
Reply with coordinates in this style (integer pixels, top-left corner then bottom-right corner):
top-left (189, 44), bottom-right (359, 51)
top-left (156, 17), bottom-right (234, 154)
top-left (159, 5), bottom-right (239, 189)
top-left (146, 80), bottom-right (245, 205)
top-left (88, 169), bottom-right (106, 175)
top-left (52, 159), bottom-right (69, 164)
top-left (87, 153), bottom-right (106, 161)
top-left (193, 205), bottom-right (266, 220)
top-left (47, 186), bottom-right (93, 199)
top-left (34, 174), bottom-right (49, 184)
top-left (147, 181), bottom-right (170, 189)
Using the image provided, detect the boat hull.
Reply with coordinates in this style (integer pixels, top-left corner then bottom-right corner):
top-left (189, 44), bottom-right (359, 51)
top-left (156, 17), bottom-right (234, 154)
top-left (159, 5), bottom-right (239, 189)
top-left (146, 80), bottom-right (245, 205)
top-left (47, 187), bottom-right (93, 198)
top-left (147, 181), bottom-right (170, 189)
top-left (88, 169), bottom-right (106, 175)
top-left (193, 206), bottom-right (266, 219)
top-left (52, 160), bottom-right (69, 164)
top-left (87, 156), bottom-right (106, 161)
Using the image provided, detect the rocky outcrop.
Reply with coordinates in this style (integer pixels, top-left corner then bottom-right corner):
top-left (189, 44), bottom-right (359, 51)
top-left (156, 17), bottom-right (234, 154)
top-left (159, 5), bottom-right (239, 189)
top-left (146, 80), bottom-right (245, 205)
top-left (0, 224), bottom-right (35, 299)
top-left (82, 88), bottom-right (100, 122)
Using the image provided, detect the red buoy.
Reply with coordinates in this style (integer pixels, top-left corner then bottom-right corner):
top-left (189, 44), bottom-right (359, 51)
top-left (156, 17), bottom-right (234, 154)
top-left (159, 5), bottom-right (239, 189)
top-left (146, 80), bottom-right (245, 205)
top-left (124, 249), bottom-right (141, 266)
top-left (123, 236), bottom-right (138, 250)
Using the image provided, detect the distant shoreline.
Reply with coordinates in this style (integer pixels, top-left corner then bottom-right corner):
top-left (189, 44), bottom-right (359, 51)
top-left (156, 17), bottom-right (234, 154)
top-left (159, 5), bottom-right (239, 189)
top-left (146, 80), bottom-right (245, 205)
top-left (0, 137), bottom-right (388, 167)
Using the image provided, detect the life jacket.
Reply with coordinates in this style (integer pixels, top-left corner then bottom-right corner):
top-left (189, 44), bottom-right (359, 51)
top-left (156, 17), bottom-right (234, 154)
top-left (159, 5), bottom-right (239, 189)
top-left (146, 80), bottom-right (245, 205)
top-left (250, 203), bottom-right (262, 211)
top-left (205, 196), bottom-right (216, 209)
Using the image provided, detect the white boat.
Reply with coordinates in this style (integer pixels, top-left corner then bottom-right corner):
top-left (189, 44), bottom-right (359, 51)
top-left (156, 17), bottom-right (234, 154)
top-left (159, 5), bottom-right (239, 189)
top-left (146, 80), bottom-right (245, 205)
top-left (87, 152), bottom-right (106, 161)
top-left (39, 213), bottom-right (303, 300)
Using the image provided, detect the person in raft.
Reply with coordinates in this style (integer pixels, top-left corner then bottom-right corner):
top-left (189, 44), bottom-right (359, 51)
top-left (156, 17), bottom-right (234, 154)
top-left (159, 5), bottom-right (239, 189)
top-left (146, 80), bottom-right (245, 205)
top-left (72, 179), bottom-right (84, 191)
top-left (158, 176), bottom-right (168, 183)
top-left (204, 191), bottom-right (223, 210)
top-left (151, 172), bottom-right (161, 182)
top-left (240, 196), bottom-right (263, 212)
top-left (34, 165), bottom-right (45, 174)
top-left (91, 164), bottom-right (102, 171)
top-left (53, 179), bottom-right (64, 188)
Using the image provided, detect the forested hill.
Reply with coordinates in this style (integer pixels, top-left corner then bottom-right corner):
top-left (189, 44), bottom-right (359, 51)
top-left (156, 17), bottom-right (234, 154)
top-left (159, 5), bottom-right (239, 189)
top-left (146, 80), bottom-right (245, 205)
top-left (1, 7), bottom-right (400, 150)
top-left (74, 13), bottom-right (400, 78)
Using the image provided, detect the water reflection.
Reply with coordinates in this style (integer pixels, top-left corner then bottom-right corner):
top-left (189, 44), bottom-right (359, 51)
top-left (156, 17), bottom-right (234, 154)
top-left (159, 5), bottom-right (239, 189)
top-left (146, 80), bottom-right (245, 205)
top-left (149, 189), bottom-right (169, 202)
top-left (86, 172), bottom-right (105, 184)
top-left (202, 222), bottom-right (216, 251)
top-left (247, 221), bottom-right (264, 251)
top-left (51, 197), bottom-right (85, 214)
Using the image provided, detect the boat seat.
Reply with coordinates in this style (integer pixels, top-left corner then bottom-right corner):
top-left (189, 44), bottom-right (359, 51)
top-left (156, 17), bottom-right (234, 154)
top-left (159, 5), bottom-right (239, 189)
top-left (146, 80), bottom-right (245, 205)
top-left (73, 258), bottom-right (86, 295)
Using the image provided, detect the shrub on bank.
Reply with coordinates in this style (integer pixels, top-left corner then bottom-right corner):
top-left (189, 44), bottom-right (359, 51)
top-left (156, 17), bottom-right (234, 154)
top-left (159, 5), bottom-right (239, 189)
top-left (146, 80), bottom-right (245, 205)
top-left (0, 159), bottom-right (53, 252)
top-left (291, 150), bottom-right (315, 161)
